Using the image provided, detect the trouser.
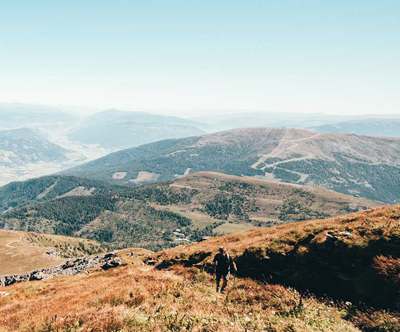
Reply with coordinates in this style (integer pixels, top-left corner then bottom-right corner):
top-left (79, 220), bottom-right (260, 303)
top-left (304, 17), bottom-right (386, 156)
top-left (216, 271), bottom-right (230, 290)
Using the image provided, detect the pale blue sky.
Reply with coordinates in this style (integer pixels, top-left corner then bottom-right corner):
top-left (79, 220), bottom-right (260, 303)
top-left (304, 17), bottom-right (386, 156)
top-left (0, 0), bottom-right (399, 116)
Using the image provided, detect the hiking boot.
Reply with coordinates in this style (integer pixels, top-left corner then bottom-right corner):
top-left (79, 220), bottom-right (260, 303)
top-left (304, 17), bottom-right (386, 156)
top-left (216, 287), bottom-right (220, 292)
top-left (221, 289), bottom-right (226, 294)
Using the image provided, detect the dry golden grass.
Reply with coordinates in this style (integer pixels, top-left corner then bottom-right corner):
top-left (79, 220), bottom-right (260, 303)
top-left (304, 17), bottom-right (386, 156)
top-left (1, 205), bottom-right (400, 331)
top-left (154, 204), bottom-right (400, 262)
top-left (0, 262), bottom-right (360, 332)
top-left (0, 230), bottom-right (105, 275)
top-left (0, 230), bottom-right (65, 275)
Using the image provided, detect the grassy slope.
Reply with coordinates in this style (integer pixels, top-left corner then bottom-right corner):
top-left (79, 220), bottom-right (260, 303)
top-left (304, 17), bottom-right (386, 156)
top-left (154, 204), bottom-right (400, 309)
top-left (0, 253), bottom-right (362, 332)
top-left (0, 230), bottom-right (106, 275)
top-left (1, 205), bottom-right (400, 331)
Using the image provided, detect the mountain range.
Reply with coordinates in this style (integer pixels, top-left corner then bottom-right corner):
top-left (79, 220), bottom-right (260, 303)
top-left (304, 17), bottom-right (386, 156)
top-left (63, 127), bottom-right (400, 204)
top-left (68, 121), bottom-right (205, 149)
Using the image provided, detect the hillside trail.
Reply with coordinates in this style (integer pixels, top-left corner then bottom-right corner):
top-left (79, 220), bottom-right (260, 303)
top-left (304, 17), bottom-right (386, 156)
top-left (5, 234), bottom-right (23, 249)
top-left (252, 132), bottom-right (321, 170)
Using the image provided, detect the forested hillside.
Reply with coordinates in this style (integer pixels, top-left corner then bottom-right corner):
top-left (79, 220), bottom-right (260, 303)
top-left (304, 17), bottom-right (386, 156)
top-left (0, 175), bottom-right (124, 213)
top-left (0, 172), bottom-right (380, 251)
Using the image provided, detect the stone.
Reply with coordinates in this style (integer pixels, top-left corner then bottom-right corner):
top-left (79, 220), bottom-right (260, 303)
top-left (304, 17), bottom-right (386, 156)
top-left (0, 252), bottom-right (123, 288)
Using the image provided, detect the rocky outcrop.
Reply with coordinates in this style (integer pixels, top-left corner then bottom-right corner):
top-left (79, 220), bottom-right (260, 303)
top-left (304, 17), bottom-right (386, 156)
top-left (0, 253), bottom-right (122, 287)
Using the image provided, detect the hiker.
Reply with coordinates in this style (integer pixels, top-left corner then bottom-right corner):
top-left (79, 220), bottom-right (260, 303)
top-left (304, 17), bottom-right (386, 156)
top-left (213, 246), bottom-right (237, 294)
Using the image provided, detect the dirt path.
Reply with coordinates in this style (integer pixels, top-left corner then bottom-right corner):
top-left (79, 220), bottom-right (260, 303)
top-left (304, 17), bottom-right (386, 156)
top-left (252, 132), bottom-right (321, 171)
top-left (251, 131), bottom-right (290, 169)
top-left (5, 234), bottom-right (23, 249)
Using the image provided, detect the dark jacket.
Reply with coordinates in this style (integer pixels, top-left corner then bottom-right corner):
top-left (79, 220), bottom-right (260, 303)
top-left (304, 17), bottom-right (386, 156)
top-left (213, 253), bottom-right (234, 273)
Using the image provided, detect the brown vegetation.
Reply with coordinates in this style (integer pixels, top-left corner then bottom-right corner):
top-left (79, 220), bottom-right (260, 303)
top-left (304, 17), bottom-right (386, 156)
top-left (1, 205), bottom-right (400, 331)
top-left (0, 262), bottom-right (363, 332)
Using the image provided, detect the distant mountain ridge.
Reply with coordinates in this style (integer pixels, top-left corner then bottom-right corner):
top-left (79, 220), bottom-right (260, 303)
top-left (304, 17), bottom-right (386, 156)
top-left (0, 103), bottom-right (77, 128)
top-left (311, 118), bottom-right (400, 137)
top-left (68, 121), bottom-right (205, 149)
top-left (0, 128), bottom-right (68, 166)
top-left (63, 127), bottom-right (400, 203)
top-left (81, 109), bottom-right (205, 127)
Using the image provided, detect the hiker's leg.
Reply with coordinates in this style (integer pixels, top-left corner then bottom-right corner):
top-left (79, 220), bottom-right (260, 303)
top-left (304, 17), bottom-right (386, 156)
top-left (221, 273), bottom-right (230, 292)
top-left (216, 273), bottom-right (221, 291)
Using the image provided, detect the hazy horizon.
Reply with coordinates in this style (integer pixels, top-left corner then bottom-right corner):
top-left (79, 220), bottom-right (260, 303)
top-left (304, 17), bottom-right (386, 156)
top-left (1, 101), bottom-right (400, 119)
top-left (1, 1), bottom-right (399, 117)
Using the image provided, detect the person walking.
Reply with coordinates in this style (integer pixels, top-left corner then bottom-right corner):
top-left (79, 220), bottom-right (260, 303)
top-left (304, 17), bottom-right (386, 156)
top-left (213, 246), bottom-right (237, 294)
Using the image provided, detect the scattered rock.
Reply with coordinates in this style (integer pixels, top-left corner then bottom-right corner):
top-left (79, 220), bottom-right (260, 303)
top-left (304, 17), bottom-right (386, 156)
top-left (326, 232), bottom-right (339, 240)
top-left (101, 257), bottom-right (122, 270)
top-left (0, 253), bottom-right (122, 287)
top-left (0, 291), bottom-right (9, 297)
top-left (46, 249), bottom-right (61, 257)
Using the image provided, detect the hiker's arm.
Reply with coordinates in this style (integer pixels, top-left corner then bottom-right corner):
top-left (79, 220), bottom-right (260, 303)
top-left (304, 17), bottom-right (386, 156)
top-left (213, 255), bottom-right (218, 266)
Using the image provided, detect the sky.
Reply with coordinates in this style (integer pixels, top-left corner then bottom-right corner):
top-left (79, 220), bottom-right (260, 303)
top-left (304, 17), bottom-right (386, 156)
top-left (0, 0), bottom-right (399, 117)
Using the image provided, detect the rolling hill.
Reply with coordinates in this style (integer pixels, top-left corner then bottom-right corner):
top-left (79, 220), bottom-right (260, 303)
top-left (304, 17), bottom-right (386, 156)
top-left (68, 121), bottom-right (205, 149)
top-left (63, 127), bottom-right (400, 204)
top-left (0, 172), bottom-right (380, 251)
top-left (1, 204), bottom-right (399, 331)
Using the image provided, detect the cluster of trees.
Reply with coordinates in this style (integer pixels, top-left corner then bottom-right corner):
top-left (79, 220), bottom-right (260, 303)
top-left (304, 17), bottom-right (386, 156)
top-left (124, 184), bottom-right (198, 205)
top-left (4, 195), bottom-right (117, 236)
top-left (0, 175), bottom-right (121, 212)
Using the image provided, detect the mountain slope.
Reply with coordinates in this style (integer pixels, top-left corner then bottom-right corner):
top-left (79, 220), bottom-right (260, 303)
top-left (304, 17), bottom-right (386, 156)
top-left (1, 205), bottom-right (400, 331)
top-left (0, 128), bottom-right (68, 166)
top-left (63, 127), bottom-right (400, 203)
top-left (0, 175), bottom-right (125, 213)
top-left (68, 121), bottom-right (205, 149)
top-left (154, 204), bottom-right (400, 310)
top-left (1, 172), bottom-right (380, 251)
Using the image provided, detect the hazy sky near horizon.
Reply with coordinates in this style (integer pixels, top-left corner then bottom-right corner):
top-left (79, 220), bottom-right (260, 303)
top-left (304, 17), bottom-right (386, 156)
top-left (0, 1), bottom-right (399, 117)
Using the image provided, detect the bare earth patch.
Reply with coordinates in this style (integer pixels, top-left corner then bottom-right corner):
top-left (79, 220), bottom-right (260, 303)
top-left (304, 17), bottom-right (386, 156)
top-left (130, 171), bottom-right (160, 184)
top-left (112, 172), bottom-right (127, 180)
